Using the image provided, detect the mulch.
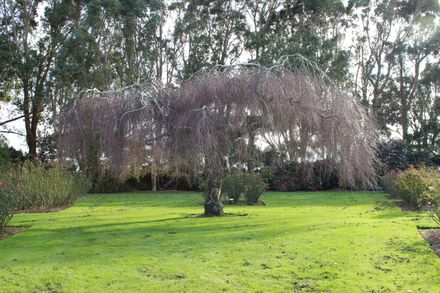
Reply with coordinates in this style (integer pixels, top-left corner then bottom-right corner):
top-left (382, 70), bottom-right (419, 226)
top-left (187, 213), bottom-right (249, 218)
top-left (420, 229), bottom-right (440, 257)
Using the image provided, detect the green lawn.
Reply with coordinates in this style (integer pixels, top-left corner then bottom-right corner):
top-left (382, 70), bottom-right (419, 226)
top-left (1, 192), bottom-right (439, 292)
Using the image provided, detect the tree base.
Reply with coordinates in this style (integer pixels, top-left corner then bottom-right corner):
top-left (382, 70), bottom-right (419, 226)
top-left (204, 200), bottom-right (224, 216)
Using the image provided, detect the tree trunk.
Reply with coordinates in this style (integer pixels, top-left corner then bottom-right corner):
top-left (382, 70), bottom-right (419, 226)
top-left (247, 132), bottom-right (255, 172)
top-left (203, 184), bottom-right (224, 216)
top-left (401, 101), bottom-right (409, 142)
top-left (151, 170), bottom-right (157, 192)
top-left (151, 133), bottom-right (161, 192)
top-left (27, 129), bottom-right (37, 159)
top-left (23, 83), bottom-right (38, 159)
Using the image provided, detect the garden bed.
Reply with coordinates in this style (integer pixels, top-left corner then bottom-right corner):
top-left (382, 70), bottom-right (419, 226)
top-left (420, 228), bottom-right (440, 257)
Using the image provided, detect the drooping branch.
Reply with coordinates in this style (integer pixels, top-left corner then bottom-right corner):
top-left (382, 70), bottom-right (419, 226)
top-left (58, 56), bottom-right (379, 191)
top-left (167, 68), bottom-right (378, 188)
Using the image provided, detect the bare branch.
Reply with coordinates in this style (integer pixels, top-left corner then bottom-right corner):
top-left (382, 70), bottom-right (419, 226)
top-left (0, 115), bottom-right (25, 127)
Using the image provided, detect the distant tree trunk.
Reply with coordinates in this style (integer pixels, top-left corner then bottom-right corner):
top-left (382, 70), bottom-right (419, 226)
top-left (203, 179), bottom-right (224, 216)
top-left (151, 165), bottom-right (157, 192)
top-left (151, 145), bottom-right (158, 192)
top-left (398, 55), bottom-right (423, 143)
top-left (400, 93), bottom-right (409, 142)
top-left (150, 124), bottom-right (162, 192)
top-left (247, 132), bottom-right (255, 172)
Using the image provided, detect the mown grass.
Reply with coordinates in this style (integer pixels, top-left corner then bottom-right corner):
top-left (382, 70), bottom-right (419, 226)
top-left (0, 192), bottom-right (439, 292)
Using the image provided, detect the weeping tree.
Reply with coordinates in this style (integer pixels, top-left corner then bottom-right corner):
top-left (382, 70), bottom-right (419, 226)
top-left (59, 57), bottom-right (378, 216)
top-left (58, 84), bottom-right (166, 189)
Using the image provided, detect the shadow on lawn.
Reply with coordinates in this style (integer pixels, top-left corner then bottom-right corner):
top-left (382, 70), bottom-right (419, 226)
top-left (0, 191), bottom-right (404, 267)
top-left (0, 213), bottom-right (327, 266)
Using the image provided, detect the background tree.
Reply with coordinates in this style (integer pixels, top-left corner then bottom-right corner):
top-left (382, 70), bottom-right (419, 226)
top-left (351, 0), bottom-right (440, 135)
top-left (0, 0), bottom-right (71, 158)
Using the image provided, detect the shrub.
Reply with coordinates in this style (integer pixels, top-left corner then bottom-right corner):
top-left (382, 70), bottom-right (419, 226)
top-left (0, 139), bottom-right (25, 167)
top-left (267, 161), bottom-right (338, 191)
top-left (222, 173), bottom-right (246, 202)
top-left (14, 161), bottom-right (90, 211)
top-left (428, 203), bottom-right (440, 227)
top-left (378, 171), bottom-right (400, 195)
top-left (91, 170), bottom-right (127, 193)
top-left (260, 166), bottom-right (276, 188)
top-left (221, 172), bottom-right (266, 204)
top-left (393, 166), bottom-right (440, 208)
top-left (243, 173), bottom-right (266, 204)
top-left (125, 171), bottom-right (200, 192)
top-left (0, 178), bottom-right (19, 229)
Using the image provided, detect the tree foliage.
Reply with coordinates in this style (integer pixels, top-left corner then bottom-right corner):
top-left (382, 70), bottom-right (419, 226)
top-left (59, 60), bottom-right (378, 215)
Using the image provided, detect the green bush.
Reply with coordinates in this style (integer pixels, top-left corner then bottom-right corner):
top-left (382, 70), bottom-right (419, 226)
top-left (426, 178), bottom-right (440, 226)
top-left (0, 138), bottom-right (25, 168)
top-left (420, 170), bottom-right (440, 225)
top-left (266, 160), bottom-right (338, 191)
top-left (222, 172), bottom-right (266, 204)
top-left (222, 173), bottom-right (246, 202)
top-left (14, 161), bottom-right (90, 211)
top-left (393, 166), bottom-right (440, 208)
top-left (378, 171), bottom-right (399, 195)
top-left (0, 178), bottom-right (18, 229)
top-left (243, 173), bottom-right (266, 204)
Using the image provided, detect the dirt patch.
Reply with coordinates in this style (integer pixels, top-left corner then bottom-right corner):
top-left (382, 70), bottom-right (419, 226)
top-left (394, 201), bottom-right (421, 212)
top-left (419, 228), bottom-right (440, 256)
top-left (187, 213), bottom-right (248, 218)
top-left (0, 226), bottom-right (27, 240)
top-left (198, 200), bottom-right (266, 206)
top-left (17, 205), bottom-right (71, 214)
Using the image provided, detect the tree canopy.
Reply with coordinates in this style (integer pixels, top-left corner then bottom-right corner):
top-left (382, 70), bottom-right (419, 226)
top-left (59, 60), bottom-right (378, 215)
